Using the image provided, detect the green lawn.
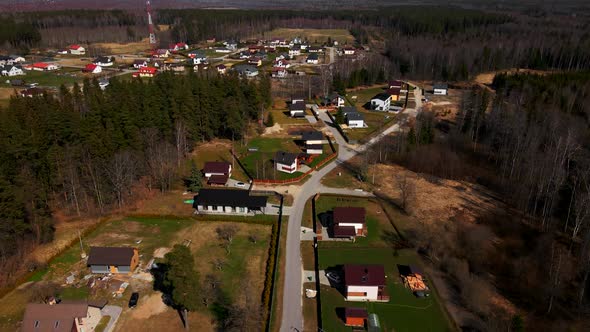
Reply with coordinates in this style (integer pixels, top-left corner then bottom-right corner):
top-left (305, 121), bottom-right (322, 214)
top-left (95, 316), bottom-right (111, 332)
top-left (319, 248), bottom-right (453, 332)
top-left (1, 68), bottom-right (83, 88)
top-left (238, 137), bottom-right (302, 180)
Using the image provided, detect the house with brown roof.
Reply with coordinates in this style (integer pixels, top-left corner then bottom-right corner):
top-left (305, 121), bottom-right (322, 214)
top-left (203, 161), bottom-right (232, 186)
top-left (332, 207), bottom-right (366, 238)
top-left (87, 247), bottom-right (139, 274)
top-left (344, 264), bottom-right (389, 301)
top-left (22, 303), bottom-right (92, 332)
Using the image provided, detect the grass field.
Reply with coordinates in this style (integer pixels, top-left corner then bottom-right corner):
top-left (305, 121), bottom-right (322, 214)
top-left (270, 98), bottom-right (309, 125)
top-left (191, 140), bottom-right (249, 182)
top-left (319, 248), bottom-right (453, 332)
top-left (261, 28), bottom-right (355, 45)
top-left (238, 137), bottom-right (302, 180)
top-left (0, 68), bottom-right (83, 89)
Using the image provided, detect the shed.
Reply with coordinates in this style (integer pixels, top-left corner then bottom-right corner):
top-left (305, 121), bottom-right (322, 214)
top-left (344, 307), bottom-right (368, 327)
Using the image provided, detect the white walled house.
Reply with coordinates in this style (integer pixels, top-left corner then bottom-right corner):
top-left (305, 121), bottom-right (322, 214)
top-left (93, 56), bottom-right (114, 67)
top-left (370, 93), bottom-right (391, 111)
top-left (275, 152), bottom-right (299, 174)
top-left (333, 207), bottom-right (366, 237)
top-left (306, 54), bottom-right (319, 64)
top-left (346, 112), bottom-right (365, 128)
top-left (193, 189), bottom-right (267, 215)
top-left (433, 82), bottom-right (448, 95)
top-left (1, 65), bottom-right (24, 76)
top-left (289, 47), bottom-right (301, 57)
top-left (68, 44), bottom-right (86, 55)
top-left (203, 162), bottom-right (232, 178)
top-left (344, 264), bottom-right (389, 302)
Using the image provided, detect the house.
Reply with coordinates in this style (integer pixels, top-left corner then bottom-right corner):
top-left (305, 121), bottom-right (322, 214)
top-left (344, 264), bottom-right (389, 301)
top-left (132, 59), bottom-right (148, 69)
top-left (248, 56), bottom-right (263, 67)
top-left (289, 101), bottom-right (306, 117)
top-left (433, 82), bottom-right (448, 95)
top-left (134, 66), bottom-right (157, 78)
top-left (288, 47), bottom-right (301, 57)
top-left (344, 307), bottom-right (368, 327)
top-left (188, 50), bottom-right (207, 64)
top-left (275, 151), bottom-right (299, 174)
top-left (162, 63), bottom-right (185, 73)
top-left (193, 189), bottom-right (267, 214)
top-left (308, 46), bottom-right (323, 53)
top-left (215, 47), bottom-right (232, 53)
top-left (68, 44), bottom-right (85, 55)
top-left (206, 37), bottom-right (216, 43)
top-left (387, 87), bottom-right (401, 102)
top-left (370, 93), bottom-right (391, 111)
top-left (22, 303), bottom-right (91, 332)
top-left (343, 47), bottom-right (356, 55)
top-left (216, 64), bottom-right (227, 74)
top-left (223, 41), bottom-right (238, 50)
top-left (152, 60), bottom-right (165, 68)
top-left (302, 131), bottom-right (325, 155)
top-left (1, 65), bottom-right (24, 76)
top-left (87, 246), bottom-right (139, 274)
top-left (271, 67), bottom-right (288, 78)
top-left (346, 112), bottom-right (365, 128)
top-left (0, 55), bottom-right (24, 65)
top-left (93, 56), bottom-right (113, 67)
top-left (389, 80), bottom-right (403, 89)
top-left (233, 64), bottom-right (258, 77)
top-left (274, 59), bottom-right (290, 68)
top-left (193, 63), bottom-right (209, 72)
top-left (32, 62), bottom-right (59, 71)
top-left (324, 92), bottom-right (345, 107)
top-left (20, 87), bottom-right (45, 97)
top-left (8, 55), bottom-right (25, 63)
top-left (333, 207), bottom-right (366, 237)
top-left (248, 45), bottom-right (264, 54)
top-left (152, 49), bottom-right (170, 58)
top-left (82, 64), bottom-right (102, 74)
top-left (291, 96), bottom-right (305, 104)
top-left (306, 53), bottom-right (319, 64)
top-left (169, 42), bottom-right (189, 52)
top-left (203, 162), bottom-right (232, 178)
top-left (98, 79), bottom-right (109, 90)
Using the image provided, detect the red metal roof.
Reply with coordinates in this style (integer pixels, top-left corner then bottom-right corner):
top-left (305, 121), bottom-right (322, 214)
top-left (68, 44), bottom-right (82, 50)
top-left (333, 207), bottom-right (366, 225)
top-left (344, 264), bottom-right (386, 286)
top-left (84, 64), bottom-right (97, 71)
top-left (139, 66), bottom-right (157, 74)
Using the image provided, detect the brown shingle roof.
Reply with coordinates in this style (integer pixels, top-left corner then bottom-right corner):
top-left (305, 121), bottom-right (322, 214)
top-left (87, 247), bottom-right (135, 266)
top-left (203, 161), bottom-right (231, 174)
top-left (333, 207), bottom-right (366, 225)
top-left (333, 225), bottom-right (356, 237)
top-left (344, 264), bottom-right (386, 287)
top-left (345, 307), bottom-right (368, 318)
top-left (207, 174), bottom-right (228, 185)
top-left (22, 303), bottom-right (87, 332)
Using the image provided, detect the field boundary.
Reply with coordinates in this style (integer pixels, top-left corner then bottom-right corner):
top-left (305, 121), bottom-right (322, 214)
top-left (325, 110), bottom-right (351, 143)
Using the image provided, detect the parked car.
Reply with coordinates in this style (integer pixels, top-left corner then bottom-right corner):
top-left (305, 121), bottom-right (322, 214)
top-left (326, 271), bottom-right (341, 283)
top-left (235, 182), bottom-right (246, 188)
top-left (128, 292), bottom-right (139, 308)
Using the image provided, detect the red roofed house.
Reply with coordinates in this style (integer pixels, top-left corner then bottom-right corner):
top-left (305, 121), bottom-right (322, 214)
top-left (82, 63), bottom-right (102, 74)
top-left (272, 67), bottom-right (288, 78)
top-left (332, 207), bottom-right (366, 238)
top-left (133, 66), bottom-right (157, 78)
top-left (32, 62), bottom-right (59, 71)
top-left (68, 44), bottom-right (86, 55)
top-left (203, 162), bottom-right (232, 186)
top-left (344, 307), bottom-right (368, 327)
top-left (344, 264), bottom-right (389, 302)
top-left (169, 42), bottom-right (189, 52)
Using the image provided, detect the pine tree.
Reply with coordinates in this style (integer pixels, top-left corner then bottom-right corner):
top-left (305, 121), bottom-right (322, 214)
top-left (335, 108), bottom-right (345, 124)
top-left (186, 161), bottom-right (202, 192)
top-left (265, 112), bottom-right (275, 127)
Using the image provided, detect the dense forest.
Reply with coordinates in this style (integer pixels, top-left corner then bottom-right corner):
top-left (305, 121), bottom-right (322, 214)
top-left (0, 72), bottom-right (269, 287)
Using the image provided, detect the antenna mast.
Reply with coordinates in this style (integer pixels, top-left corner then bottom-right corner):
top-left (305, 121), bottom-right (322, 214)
top-left (146, 0), bottom-right (157, 49)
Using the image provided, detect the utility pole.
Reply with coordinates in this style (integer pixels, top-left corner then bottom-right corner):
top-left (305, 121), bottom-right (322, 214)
top-left (78, 230), bottom-right (86, 258)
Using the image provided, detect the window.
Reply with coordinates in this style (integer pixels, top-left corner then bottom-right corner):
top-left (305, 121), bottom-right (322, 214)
top-left (34, 321), bottom-right (40, 328)
top-left (55, 321), bottom-right (60, 328)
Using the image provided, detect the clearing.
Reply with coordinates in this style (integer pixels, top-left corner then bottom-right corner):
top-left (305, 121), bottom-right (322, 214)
top-left (258, 28), bottom-right (355, 44)
top-left (93, 38), bottom-right (151, 55)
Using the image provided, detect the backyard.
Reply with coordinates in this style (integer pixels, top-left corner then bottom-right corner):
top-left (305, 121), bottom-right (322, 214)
top-left (1, 67), bottom-right (84, 88)
top-left (237, 137), bottom-right (304, 180)
top-left (318, 248), bottom-right (453, 332)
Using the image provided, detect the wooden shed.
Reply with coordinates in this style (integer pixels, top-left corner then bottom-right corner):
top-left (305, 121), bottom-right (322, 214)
top-left (344, 307), bottom-right (368, 327)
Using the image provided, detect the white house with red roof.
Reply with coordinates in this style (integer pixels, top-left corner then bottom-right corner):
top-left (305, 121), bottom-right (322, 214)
top-left (169, 42), bottom-right (189, 52)
top-left (82, 64), bottom-right (102, 74)
top-left (344, 264), bottom-right (389, 302)
top-left (133, 66), bottom-right (157, 78)
top-left (28, 62), bottom-right (59, 71)
top-left (271, 67), bottom-right (288, 78)
top-left (68, 44), bottom-right (86, 55)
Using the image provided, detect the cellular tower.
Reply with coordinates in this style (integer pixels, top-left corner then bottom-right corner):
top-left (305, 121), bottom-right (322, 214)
top-left (146, 0), bottom-right (157, 49)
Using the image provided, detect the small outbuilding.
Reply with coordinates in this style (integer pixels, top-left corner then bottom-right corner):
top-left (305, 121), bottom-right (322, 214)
top-left (344, 307), bottom-right (368, 327)
top-left (433, 82), bottom-right (448, 95)
top-left (87, 247), bottom-right (139, 274)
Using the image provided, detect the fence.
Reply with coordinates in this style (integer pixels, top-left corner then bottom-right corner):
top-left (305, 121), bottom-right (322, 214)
top-left (325, 110), bottom-right (350, 143)
top-left (252, 152), bottom-right (337, 185)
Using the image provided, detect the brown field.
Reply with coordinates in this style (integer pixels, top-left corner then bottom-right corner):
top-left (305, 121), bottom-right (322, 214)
top-left (94, 38), bottom-right (151, 55)
top-left (0, 87), bottom-right (15, 108)
top-left (259, 28), bottom-right (355, 44)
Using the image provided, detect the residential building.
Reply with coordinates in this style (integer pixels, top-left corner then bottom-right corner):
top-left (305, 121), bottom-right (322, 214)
top-left (387, 87), bottom-right (401, 102)
top-left (346, 112), bottom-right (365, 128)
top-left (370, 93), bottom-right (391, 111)
top-left (274, 59), bottom-right (290, 68)
top-left (188, 50), bottom-right (207, 64)
top-left (291, 96), bottom-right (305, 104)
top-left (93, 56), bottom-right (114, 67)
top-left (134, 66), bottom-right (157, 78)
top-left (272, 67), bottom-right (288, 78)
top-left (302, 131), bottom-right (326, 155)
top-left (193, 189), bottom-right (268, 214)
top-left (152, 49), bottom-right (170, 58)
top-left (31, 62), bottom-right (59, 71)
top-left (22, 303), bottom-right (91, 332)
top-left (1, 65), bottom-right (24, 76)
top-left (223, 41), bottom-right (238, 50)
top-left (87, 246), bottom-right (139, 274)
top-left (68, 44), bottom-right (86, 55)
top-left (333, 207), bottom-right (366, 237)
top-left (344, 307), bottom-right (368, 327)
top-left (216, 64), bottom-right (227, 74)
top-left (82, 64), bottom-right (102, 74)
top-left (10, 55), bottom-right (25, 63)
top-left (215, 47), bottom-right (232, 53)
top-left (289, 101), bottom-right (306, 117)
top-left (433, 82), bottom-right (448, 95)
top-left (308, 46), bottom-right (324, 53)
top-left (343, 47), bottom-right (356, 55)
top-left (233, 64), bottom-right (259, 78)
top-left (132, 59), bottom-right (148, 69)
top-left (344, 264), bottom-right (389, 301)
top-left (203, 161), bottom-right (232, 179)
top-left (306, 53), bottom-right (319, 64)
top-left (288, 47), bottom-right (301, 57)
top-left (324, 92), bottom-right (345, 107)
top-left (388, 80), bottom-right (403, 89)
top-left (20, 87), bottom-right (45, 97)
top-left (169, 42), bottom-right (189, 52)
top-left (248, 56), bottom-right (263, 67)
top-left (275, 151), bottom-right (299, 174)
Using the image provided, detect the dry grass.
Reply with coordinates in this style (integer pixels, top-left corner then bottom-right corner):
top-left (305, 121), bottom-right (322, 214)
top-left (473, 68), bottom-right (558, 85)
top-left (270, 218), bottom-right (287, 332)
top-left (94, 38), bottom-right (151, 55)
top-left (130, 190), bottom-right (194, 217)
top-left (261, 28), bottom-right (355, 44)
top-left (115, 305), bottom-right (214, 332)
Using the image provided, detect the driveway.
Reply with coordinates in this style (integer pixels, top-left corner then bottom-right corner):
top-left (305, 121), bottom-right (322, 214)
top-left (101, 305), bottom-right (122, 332)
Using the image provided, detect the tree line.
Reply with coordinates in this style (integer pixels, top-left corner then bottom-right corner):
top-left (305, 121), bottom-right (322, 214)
top-left (0, 71), bottom-right (269, 287)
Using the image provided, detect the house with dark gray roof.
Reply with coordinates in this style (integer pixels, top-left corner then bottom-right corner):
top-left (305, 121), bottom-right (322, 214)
top-left (87, 246), bottom-right (139, 274)
top-left (193, 189), bottom-right (268, 214)
top-left (289, 101), bottom-right (306, 117)
top-left (370, 93), bottom-right (391, 111)
top-left (233, 64), bottom-right (259, 77)
top-left (433, 82), bottom-right (448, 95)
top-left (274, 151), bottom-right (299, 174)
top-left (346, 111), bottom-right (365, 128)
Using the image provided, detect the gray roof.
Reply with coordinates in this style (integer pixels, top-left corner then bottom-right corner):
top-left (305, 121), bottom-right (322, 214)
top-left (274, 151), bottom-right (299, 165)
top-left (372, 93), bottom-right (390, 101)
top-left (341, 106), bottom-right (357, 115)
top-left (306, 144), bottom-right (323, 150)
top-left (433, 82), bottom-right (448, 90)
top-left (302, 131), bottom-right (323, 141)
top-left (87, 247), bottom-right (135, 266)
top-left (346, 112), bottom-right (364, 121)
top-left (307, 54), bottom-right (319, 60)
top-left (193, 189), bottom-right (267, 208)
top-left (234, 64), bottom-right (258, 74)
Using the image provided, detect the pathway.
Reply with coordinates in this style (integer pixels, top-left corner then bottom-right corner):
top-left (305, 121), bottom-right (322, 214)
top-left (101, 305), bottom-right (122, 332)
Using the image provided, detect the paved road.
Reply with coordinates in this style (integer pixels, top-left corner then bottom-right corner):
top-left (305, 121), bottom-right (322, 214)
top-left (279, 109), bottom-right (402, 332)
top-left (101, 305), bottom-right (122, 332)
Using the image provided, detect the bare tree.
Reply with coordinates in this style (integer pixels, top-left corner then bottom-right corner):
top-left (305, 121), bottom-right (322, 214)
top-left (105, 151), bottom-right (136, 208)
top-left (216, 225), bottom-right (239, 254)
top-left (396, 174), bottom-right (415, 214)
